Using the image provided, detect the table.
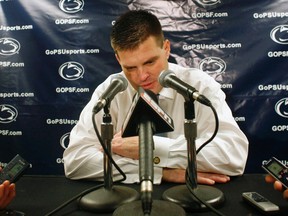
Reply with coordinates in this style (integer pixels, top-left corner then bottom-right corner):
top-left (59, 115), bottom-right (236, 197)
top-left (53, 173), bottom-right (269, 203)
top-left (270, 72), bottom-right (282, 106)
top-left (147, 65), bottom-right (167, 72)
top-left (7, 174), bottom-right (288, 216)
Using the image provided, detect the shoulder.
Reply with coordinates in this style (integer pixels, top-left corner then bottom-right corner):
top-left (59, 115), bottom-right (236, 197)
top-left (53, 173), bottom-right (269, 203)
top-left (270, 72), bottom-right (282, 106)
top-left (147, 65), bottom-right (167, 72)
top-left (168, 62), bottom-right (220, 91)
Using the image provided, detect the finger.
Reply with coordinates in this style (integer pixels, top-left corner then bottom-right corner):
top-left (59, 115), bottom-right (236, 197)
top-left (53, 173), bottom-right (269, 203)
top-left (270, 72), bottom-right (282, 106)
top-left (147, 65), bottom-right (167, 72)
top-left (274, 181), bottom-right (283, 191)
top-left (0, 184), bottom-right (4, 199)
top-left (6, 184), bottom-right (16, 202)
top-left (197, 176), bottom-right (215, 185)
top-left (212, 175), bottom-right (230, 183)
top-left (265, 175), bottom-right (275, 183)
top-left (1, 181), bottom-right (10, 197)
top-left (0, 183), bottom-right (9, 209)
top-left (113, 131), bottom-right (121, 138)
top-left (0, 185), bottom-right (15, 209)
top-left (283, 189), bottom-right (288, 200)
top-left (198, 172), bottom-right (230, 183)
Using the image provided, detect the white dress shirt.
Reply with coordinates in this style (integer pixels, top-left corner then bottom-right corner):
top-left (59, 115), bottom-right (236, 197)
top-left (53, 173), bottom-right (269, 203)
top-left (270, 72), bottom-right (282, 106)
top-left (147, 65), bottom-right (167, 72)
top-left (63, 63), bottom-right (249, 184)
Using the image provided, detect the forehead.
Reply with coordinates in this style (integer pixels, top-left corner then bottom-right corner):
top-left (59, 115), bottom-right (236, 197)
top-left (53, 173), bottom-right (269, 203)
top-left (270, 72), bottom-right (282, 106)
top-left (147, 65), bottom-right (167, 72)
top-left (117, 37), bottom-right (162, 65)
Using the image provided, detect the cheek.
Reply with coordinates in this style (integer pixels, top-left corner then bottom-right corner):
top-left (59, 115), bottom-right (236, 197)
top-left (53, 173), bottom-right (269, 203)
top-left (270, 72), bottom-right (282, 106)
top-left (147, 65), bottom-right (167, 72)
top-left (126, 72), bottom-right (138, 81)
top-left (125, 73), bottom-right (139, 88)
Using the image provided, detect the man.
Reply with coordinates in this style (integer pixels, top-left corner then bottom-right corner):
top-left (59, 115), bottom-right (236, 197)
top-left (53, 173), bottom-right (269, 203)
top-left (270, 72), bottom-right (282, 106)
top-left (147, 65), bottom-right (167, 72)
top-left (0, 168), bottom-right (16, 210)
top-left (265, 175), bottom-right (288, 200)
top-left (63, 10), bottom-right (248, 184)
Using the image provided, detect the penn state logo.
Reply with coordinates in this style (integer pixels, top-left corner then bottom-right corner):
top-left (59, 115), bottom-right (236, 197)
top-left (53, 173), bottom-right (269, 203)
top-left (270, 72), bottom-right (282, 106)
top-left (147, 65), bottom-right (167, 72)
top-left (270, 25), bottom-right (288, 45)
top-left (59, 0), bottom-right (84, 14)
top-left (193, 0), bottom-right (221, 8)
top-left (0, 38), bottom-right (21, 56)
top-left (275, 98), bottom-right (288, 118)
top-left (58, 61), bottom-right (84, 81)
top-left (0, 104), bottom-right (18, 124)
top-left (199, 57), bottom-right (226, 75)
top-left (60, 132), bottom-right (70, 149)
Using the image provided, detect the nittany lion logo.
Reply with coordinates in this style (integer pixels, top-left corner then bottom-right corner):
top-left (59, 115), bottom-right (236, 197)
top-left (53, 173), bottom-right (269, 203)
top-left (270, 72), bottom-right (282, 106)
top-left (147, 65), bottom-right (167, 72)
top-left (270, 25), bottom-right (288, 45)
top-left (59, 0), bottom-right (84, 14)
top-left (60, 132), bottom-right (70, 149)
top-left (275, 98), bottom-right (288, 118)
top-left (0, 38), bottom-right (21, 56)
top-left (192, 0), bottom-right (221, 8)
top-left (58, 61), bottom-right (84, 81)
top-left (199, 57), bottom-right (226, 74)
top-left (0, 104), bottom-right (18, 123)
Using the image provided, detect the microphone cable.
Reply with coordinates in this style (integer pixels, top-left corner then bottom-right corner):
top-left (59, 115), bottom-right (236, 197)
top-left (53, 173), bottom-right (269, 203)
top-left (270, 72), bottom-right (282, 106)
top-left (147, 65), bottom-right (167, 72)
top-left (91, 111), bottom-right (127, 183)
top-left (44, 184), bottom-right (104, 216)
top-left (185, 169), bottom-right (226, 216)
top-left (196, 103), bottom-right (219, 154)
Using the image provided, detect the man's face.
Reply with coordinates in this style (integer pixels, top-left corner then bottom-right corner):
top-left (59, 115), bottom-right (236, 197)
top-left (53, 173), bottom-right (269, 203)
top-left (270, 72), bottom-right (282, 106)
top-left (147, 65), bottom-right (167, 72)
top-left (115, 36), bottom-right (170, 94)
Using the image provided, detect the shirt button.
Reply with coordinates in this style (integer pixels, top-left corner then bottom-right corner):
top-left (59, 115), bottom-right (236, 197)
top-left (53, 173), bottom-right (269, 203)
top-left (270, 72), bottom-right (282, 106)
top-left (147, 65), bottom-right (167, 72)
top-left (153, 157), bottom-right (160, 164)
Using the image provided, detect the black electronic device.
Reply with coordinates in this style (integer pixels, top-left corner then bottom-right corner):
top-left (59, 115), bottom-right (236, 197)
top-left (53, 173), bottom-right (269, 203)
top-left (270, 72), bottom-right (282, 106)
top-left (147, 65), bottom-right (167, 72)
top-left (0, 154), bottom-right (30, 184)
top-left (242, 192), bottom-right (279, 215)
top-left (0, 209), bottom-right (25, 216)
top-left (262, 157), bottom-right (288, 189)
top-left (121, 88), bottom-right (174, 137)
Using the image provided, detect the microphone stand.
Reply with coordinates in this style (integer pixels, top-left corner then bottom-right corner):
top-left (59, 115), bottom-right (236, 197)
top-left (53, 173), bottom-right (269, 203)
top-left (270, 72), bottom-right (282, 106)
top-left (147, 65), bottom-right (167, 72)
top-left (113, 92), bottom-right (185, 216)
top-left (78, 105), bottom-right (139, 213)
top-left (162, 100), bottom-right (225, 211)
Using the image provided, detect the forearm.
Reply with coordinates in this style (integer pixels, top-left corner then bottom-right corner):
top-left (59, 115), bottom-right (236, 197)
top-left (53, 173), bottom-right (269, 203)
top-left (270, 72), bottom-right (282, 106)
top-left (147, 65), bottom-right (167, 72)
top-left (196, 124), bottom-right (248, 176)
top-left (64, 138), bottom-right (163, 184)
top-left (153, 125), bottom-right (248, 177)
top-left (63, 144), bottom-right (104, 180)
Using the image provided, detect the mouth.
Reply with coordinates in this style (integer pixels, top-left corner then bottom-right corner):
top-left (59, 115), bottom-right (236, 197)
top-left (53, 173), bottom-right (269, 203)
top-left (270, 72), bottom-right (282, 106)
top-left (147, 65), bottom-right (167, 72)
top-left (141, 82), bottom-right (153, 89)
top-left (141, 82), bottom-right (154, 89)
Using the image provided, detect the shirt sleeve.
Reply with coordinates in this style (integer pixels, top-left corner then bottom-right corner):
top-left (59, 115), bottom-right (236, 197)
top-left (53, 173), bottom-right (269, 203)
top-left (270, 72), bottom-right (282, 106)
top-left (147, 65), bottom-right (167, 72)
top-left (194, 84), bottom-right (249, 176)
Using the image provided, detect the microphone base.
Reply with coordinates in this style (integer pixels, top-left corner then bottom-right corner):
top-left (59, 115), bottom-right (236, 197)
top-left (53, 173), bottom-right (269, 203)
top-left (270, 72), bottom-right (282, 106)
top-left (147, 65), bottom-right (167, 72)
top-left (78, 185), bottom-right (139, 213)
top-left (162, 184), bottom-right (225, 211)
top-left (113, 200), bottom-right (186, 216)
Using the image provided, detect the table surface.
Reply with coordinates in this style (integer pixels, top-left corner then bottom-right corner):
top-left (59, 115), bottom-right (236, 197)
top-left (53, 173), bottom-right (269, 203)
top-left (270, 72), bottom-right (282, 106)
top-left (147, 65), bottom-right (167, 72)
top-left (6, 174), bottom-right (288, 216)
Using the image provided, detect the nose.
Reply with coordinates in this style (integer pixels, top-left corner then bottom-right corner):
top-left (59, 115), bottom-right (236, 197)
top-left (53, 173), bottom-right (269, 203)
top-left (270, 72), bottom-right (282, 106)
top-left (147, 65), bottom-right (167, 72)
top-left (138, 67), bottom-right (149, 81)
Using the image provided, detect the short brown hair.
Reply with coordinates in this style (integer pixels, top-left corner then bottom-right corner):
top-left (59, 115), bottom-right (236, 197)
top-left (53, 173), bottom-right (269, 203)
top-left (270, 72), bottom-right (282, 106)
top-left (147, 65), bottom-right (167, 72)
top-left (110, 10), bottom-right (164, 53)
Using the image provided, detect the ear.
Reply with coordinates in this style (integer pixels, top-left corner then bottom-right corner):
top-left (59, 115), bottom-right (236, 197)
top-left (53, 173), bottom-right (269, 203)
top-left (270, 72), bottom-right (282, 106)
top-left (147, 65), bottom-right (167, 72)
top-left (164, 39), bottom-right (171, 59)
top-left (115, 53), bottom-right (121, 63)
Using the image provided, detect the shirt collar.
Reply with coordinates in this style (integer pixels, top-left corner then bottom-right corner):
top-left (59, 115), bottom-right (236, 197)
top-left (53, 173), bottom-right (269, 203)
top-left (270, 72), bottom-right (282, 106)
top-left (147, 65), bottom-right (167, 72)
top-left (158, 87), bottom-right (175, 100)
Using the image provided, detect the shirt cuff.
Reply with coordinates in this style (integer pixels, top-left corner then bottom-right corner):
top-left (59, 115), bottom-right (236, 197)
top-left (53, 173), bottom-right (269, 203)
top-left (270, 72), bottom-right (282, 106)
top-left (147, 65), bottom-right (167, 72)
top-left (153, 136), bottom-right (170, 168)
top-left (153, 166), bottom-right (163, 184)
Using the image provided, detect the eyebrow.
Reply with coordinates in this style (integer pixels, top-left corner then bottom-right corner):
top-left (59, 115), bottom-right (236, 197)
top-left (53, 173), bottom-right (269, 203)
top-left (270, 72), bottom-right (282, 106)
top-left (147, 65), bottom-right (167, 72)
top-left (123, 56), bottom-right (159, 69)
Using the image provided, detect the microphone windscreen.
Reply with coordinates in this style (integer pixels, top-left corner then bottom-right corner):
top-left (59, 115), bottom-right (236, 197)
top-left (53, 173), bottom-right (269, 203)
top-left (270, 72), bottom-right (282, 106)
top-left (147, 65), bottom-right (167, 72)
top-left (158, 70), bottom-right (174, 87)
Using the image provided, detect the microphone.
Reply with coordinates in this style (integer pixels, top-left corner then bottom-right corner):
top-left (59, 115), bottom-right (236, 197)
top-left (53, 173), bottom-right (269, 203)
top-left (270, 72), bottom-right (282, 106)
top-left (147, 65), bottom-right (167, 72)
top-left (93, 74), bottom-right (128, 113)
top-left (121, 88), bottom-right (174, 215)
top-left (137, 89), bottom-right (158, 212)
top-left (159, 70), bottom-right (211, 106)
top-left (138, 112), bottom-right (154, 215)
